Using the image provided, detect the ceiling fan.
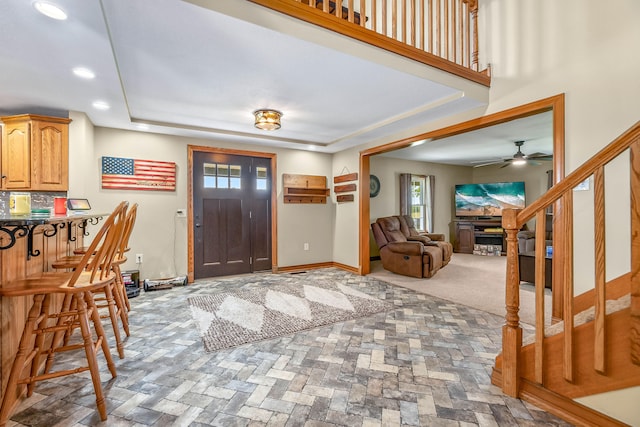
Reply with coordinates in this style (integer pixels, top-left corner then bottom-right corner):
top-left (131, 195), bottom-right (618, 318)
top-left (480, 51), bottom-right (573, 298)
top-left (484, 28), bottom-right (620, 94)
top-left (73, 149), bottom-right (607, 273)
top-left (472, 140), bottom-right (553, 168)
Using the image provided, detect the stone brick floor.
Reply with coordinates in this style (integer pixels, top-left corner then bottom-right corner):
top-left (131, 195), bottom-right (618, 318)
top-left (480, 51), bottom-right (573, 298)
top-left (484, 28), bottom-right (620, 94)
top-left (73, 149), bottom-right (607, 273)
top-left (6, 268), bottom-right (572, 426)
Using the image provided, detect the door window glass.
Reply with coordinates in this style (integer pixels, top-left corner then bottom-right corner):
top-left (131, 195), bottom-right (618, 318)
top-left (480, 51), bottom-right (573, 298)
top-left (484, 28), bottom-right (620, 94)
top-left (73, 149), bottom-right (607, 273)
top-left (217, 164), bottom-right (229, 188)
top-left (230, 165), bottom-right (241, 189)
top-left (203, 163), bottom-right (242, 189)
top-left (203, 163), bottom-right (216, 188)
top-left (256, 166), bottom-right (268, 190)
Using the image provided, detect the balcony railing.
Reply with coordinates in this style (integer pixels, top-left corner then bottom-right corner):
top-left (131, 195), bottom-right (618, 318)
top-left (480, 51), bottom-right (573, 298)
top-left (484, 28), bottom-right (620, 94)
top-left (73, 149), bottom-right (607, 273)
top-left (249, 0), bottom-right (490, 86)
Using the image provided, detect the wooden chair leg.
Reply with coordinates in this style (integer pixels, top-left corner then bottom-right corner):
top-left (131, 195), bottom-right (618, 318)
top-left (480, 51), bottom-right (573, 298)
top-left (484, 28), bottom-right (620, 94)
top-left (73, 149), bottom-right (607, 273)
top-left (85, 291), bottom-right (117, 379)
top-left (0, 294), bottom-right (46, 425)
top-left (75, 291), bottom-right (108, 421)
top-left (114, 264), bottom-right (131, 312)
top-left (27, 294), bottom-right (53, 397)
top-left (44, 293), bottom-right (75, 374)
top-left (111, 280), bottom-right (130, 337)
top-left (101, 283), bottom-right (125, 359)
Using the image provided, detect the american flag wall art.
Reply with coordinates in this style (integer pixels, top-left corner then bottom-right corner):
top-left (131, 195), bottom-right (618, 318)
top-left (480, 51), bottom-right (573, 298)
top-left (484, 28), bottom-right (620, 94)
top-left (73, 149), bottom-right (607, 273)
top-left (101, 156), bottom-right (176, 191)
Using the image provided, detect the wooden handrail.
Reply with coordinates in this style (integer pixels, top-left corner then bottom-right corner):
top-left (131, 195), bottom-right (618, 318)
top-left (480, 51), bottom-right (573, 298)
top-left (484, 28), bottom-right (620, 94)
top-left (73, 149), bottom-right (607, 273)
top-left (500, 120), bottom-right (640, 399)
top-left (250, 0), bottom-right (490, 86)
top-left (630, 142), bottom-right (640, 364)
top-left (515, 121), bottom-right (640, 226)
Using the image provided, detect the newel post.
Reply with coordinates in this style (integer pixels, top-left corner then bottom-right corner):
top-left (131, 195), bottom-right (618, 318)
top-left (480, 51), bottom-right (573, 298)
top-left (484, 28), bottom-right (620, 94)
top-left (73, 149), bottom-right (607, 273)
top-left (501, 208), bottom-right (522, 397)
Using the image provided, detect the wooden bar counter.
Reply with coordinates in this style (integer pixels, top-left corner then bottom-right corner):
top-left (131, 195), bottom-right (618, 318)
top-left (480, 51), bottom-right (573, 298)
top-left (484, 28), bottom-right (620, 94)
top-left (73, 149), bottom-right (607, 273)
top-left (0, 212), bottom-right (105, 399)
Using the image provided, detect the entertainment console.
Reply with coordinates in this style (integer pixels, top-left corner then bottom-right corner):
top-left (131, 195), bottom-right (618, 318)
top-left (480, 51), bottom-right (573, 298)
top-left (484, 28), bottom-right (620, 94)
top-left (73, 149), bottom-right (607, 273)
top-left (454, 219), bottom-right (506, 254)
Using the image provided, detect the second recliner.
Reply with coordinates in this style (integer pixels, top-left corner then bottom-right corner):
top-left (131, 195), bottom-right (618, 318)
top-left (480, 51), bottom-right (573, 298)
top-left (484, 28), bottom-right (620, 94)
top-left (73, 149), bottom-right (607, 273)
top-left (371, 215), bottom-right (452, 278)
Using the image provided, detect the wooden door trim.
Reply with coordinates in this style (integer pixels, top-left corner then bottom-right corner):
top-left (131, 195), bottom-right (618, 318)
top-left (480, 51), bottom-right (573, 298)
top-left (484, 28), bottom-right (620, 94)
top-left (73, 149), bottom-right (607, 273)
top-left (359, 94), bottom-right (566, 319)
top-left (187, 144), bottom-right (277, 283)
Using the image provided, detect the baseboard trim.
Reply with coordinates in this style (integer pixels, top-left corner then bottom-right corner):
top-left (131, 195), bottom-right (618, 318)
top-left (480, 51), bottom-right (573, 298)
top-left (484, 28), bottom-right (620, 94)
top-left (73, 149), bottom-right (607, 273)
top-left (332, 262), bottom-right (360, 274)
top-left (491, 369), bottom-right (627, 426)
top-left (276, 262), bottom-right (359, 274)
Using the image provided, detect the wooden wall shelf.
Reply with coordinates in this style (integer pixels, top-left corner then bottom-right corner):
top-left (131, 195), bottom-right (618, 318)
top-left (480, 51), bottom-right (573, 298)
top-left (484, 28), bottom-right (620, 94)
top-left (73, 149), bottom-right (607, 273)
top-left (334, 183), bottom-right (356, 193)
top-left (333, 172), bottom-right (357, 203)
top-left (283, 173), bottom-right (330, 204)
top-left (333, 172), bottom-right (358, 183)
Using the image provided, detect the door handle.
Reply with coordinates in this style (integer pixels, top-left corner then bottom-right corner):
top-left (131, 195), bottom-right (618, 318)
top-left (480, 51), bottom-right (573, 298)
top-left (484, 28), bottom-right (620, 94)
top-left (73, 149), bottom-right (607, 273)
top-left (195, 223), bottom-right (201, 227)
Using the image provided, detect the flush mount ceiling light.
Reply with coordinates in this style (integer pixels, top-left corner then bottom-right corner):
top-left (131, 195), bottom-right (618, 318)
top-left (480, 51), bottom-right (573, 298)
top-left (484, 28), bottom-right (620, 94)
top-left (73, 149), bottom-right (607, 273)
top-left (253, 109), bottom-right (282, 131)
top-left (33, 1), bottom-right (67, 20)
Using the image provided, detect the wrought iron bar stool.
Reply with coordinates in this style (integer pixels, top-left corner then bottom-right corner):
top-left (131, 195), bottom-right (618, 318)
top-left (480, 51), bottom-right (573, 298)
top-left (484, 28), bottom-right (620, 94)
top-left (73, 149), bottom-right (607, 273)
top-left (0, 201), bottom-right (127, 426)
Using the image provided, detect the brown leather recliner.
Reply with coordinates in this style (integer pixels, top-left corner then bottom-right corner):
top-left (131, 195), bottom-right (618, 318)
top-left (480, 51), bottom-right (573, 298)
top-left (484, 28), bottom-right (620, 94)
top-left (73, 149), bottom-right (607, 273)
top-left (398, 215), bottom-right (453, 266)
top-left (371, 216), bottom-right (443, 278)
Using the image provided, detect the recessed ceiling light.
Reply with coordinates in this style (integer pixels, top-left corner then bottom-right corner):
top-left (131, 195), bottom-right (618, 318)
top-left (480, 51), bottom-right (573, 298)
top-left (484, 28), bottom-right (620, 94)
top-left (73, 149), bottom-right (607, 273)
top-left (33, 1), bottom-right (68, 20)
top-left (72, 67), bottom-right (95, 79)
top-left (92, 101), bottom-right (110, 110)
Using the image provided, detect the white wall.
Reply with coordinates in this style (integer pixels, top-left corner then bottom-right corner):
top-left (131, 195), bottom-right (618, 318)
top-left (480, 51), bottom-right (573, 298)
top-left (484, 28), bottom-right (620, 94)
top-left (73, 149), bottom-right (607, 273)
top-left (478, 1), bottom-right (640, 423)
top-left (331, 147), bottom-right (360, 268)
top-left (277, 150), bottom-right (334, 266)
top-left (480, 0), bottom-right (639, 290)
top-left (68, 120), bottom-right (335, 280)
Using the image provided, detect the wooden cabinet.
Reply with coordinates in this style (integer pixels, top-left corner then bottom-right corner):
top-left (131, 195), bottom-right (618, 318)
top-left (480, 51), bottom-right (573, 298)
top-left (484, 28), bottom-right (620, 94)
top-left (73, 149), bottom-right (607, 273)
top-left (455, 222), bottom-right (475, 253)
top-left (1, 114), bottom-right (71, 191)
top-left (454, 219), bottom-right (505, 254)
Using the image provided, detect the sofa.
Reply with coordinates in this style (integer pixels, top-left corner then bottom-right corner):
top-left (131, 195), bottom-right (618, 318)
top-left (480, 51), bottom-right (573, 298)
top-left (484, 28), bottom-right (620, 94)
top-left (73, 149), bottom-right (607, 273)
top-left (517, 214), bottom-right (553, 288)
top-left (517, 213), bottom-right (553, 253)
top-left (398, 215), bottom-right (453, 266)
top-left (371, 215), bottom-right (453, 278)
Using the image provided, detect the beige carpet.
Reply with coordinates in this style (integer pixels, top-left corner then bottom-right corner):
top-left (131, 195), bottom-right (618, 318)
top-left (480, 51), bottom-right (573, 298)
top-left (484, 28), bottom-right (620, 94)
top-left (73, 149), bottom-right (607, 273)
top-left (368, 253), bottom-right (551, 327)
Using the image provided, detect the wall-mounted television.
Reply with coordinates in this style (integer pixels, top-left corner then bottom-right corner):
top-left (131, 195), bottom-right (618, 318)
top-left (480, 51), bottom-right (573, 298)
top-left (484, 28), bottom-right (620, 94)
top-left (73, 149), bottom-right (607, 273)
top-left (455, 181), bottom-right (525, 217)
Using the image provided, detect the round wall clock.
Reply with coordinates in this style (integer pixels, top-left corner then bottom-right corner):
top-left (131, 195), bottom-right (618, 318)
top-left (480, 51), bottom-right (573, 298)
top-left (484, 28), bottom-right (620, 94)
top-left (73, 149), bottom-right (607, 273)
top-left (370, 175), bottom-right (381, 197)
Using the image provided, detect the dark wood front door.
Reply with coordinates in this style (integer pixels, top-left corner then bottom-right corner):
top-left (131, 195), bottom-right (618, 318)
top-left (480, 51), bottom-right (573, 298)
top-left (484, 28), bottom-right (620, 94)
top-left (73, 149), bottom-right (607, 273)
top-left (193, 151), bottom-right (272, 278)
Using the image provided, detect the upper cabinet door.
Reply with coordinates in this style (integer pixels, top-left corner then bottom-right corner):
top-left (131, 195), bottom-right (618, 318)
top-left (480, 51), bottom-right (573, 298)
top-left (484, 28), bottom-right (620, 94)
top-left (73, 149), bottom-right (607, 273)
top-left (31, 119), bottom-right (69, 191)
top-left (1, 114), bottom-right (70, 191)
top-left (1, 120), bottom-right (31, 189)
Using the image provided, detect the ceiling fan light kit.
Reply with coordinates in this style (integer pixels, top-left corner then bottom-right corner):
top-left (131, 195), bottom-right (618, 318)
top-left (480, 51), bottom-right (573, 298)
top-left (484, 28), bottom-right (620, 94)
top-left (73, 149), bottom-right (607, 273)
top-left (511, 142), bottom-right (527, 165)
top-left (473, 140), bottom-right (552, 168)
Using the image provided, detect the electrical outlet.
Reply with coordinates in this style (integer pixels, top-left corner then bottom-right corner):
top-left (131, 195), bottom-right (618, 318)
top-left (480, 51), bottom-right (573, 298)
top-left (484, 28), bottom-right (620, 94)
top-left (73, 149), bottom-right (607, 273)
top-left (303, 243), bottom-right (309, 251)
top-left (136, 253), bottom-right (143, 263)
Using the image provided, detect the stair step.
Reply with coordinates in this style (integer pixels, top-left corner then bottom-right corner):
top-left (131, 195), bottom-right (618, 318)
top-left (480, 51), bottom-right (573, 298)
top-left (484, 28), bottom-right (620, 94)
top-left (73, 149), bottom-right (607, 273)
top-left (523, 293), bottom-right (630, 346)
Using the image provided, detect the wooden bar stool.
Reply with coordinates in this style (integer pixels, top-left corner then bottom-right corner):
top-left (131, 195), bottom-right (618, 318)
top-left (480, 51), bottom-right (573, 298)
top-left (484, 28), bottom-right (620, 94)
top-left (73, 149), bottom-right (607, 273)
top-left (51, 203), bottom-right (136, 359)
top-left (0, 202), bottom-right (127, 425)
top-left (72, 203), bottom-right (137, 312)
top-left (112, 203), bottom-right (137, 312)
